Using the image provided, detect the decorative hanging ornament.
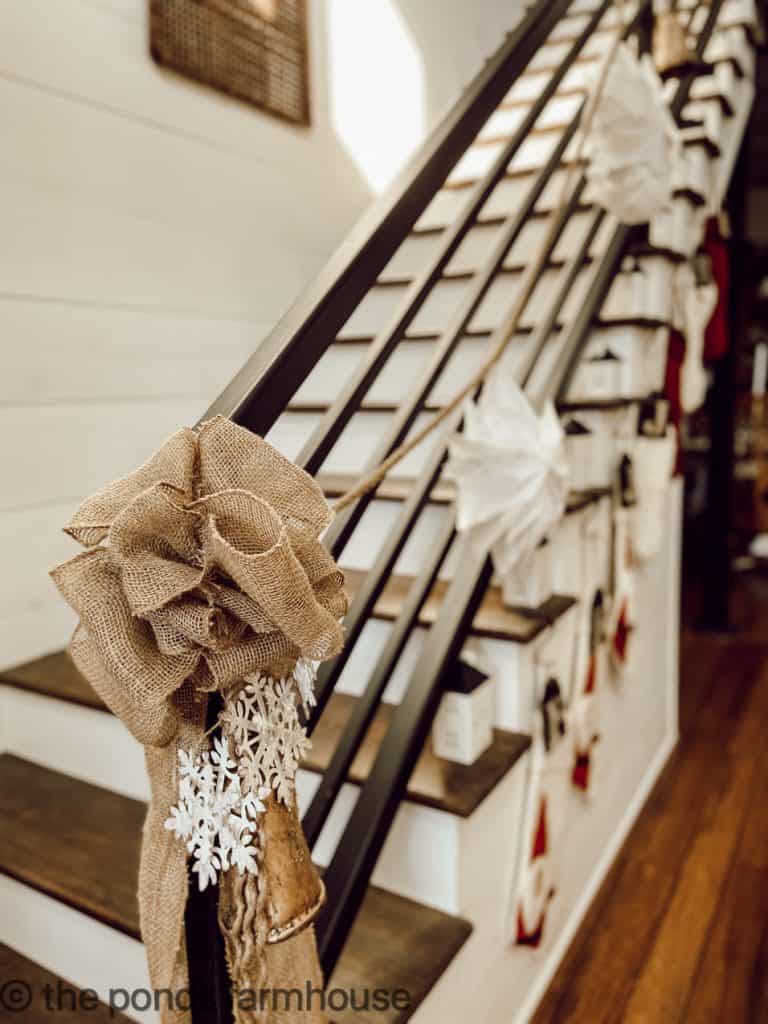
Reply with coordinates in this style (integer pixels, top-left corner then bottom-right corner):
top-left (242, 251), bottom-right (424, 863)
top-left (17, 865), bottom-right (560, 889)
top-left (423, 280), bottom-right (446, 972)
top-left (515, 858), bottom-right (554, 948)
top-left (445, 369), bottom-right (570, 604)
top-left (653, 5), bottom-right (699, 79)
top-left (540, 678), bottom-right (567, 754)
top-left (610, 505), bottom-right (636, 673)
top-left (631, 430), bottom-right (677, 562)
top-left (51, 415), bottom-right (347, 1024)
top-left (673, 259), bottom-right (719, 414)
top-left (583, 43), bottom-right (681, 225)
top-left (515, 795), bottom-right (555, 948)
top-left (571, 589), bottom-right (603, 793)
top-left (167, 661), bottom-right (316, 894)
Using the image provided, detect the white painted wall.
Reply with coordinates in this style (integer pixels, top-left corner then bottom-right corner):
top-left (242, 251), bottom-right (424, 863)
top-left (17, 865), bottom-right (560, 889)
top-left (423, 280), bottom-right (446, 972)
top-left (0, 0), bottom-right (526, 670)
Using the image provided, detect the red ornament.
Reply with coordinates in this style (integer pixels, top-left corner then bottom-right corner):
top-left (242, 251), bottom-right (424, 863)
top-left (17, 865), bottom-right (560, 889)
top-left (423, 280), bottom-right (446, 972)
top-left (531, 796), bottom-right (548, 860)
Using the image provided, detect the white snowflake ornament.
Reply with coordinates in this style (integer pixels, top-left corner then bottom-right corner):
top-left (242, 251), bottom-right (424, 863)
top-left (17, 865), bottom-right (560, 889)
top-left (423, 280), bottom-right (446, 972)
top-left (165, 659), bottom-right (318, 890)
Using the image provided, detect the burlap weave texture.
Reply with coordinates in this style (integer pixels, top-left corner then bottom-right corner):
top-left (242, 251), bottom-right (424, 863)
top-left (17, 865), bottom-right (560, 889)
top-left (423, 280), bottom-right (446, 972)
top-left (52, 415), bottom-right (346, 1023)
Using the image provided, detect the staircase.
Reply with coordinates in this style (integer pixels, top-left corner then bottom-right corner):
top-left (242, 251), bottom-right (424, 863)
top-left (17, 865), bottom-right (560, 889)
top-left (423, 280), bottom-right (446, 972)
top-left (0, 0), bottom-right (758, 1021)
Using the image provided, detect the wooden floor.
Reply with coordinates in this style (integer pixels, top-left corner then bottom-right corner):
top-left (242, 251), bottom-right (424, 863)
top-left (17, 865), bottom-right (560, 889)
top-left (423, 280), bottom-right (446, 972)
top-left (533, 574), bottom-right (768, 1024)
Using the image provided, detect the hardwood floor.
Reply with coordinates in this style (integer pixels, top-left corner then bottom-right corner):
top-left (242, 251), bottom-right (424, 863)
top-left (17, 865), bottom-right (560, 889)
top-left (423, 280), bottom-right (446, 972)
top-left (533, 575), bottom-right (768, 1024)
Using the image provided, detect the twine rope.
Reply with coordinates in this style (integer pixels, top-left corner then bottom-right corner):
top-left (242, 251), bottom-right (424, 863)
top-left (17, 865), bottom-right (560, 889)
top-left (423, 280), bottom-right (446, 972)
top-left (332, 0), bottom-right (630, 515)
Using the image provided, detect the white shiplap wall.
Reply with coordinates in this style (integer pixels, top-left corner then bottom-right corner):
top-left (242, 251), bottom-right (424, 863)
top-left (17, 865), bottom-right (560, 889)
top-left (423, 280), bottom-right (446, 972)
top-left (0, 0), bottom-right (527, 669)
top-left (0, 0), bottom-right (375, 667)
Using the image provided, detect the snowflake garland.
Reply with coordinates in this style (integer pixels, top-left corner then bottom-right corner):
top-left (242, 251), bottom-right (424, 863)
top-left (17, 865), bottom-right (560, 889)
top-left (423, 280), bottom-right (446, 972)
top-left (164, 658), bottom-right (317, 891)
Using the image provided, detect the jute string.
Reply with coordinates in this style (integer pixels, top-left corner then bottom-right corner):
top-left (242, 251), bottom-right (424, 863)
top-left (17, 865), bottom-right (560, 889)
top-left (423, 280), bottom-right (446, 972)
top-left (333, 0), bottom-right (629, 515)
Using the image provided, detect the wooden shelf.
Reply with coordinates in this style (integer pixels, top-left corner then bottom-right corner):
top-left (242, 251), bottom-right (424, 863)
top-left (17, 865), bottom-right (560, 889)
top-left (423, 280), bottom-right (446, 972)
top-left (307, 693), bottom-right (530, 818)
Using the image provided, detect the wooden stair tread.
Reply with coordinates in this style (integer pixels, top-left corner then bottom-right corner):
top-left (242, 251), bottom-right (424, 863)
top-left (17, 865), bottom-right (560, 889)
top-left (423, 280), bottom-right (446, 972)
top-left (0, 754), bottom-right (145, 936)
top-left (333, 325), bottom-right (539, 344)
top-left (0, 755), bottom-right (470, 1024)
top-left (343, 568), bottom-right (576, 643)
top-left (1, 655), bottom-right (530, 818)
top-left (559, 394), bottom-right (647, 412)
top-left (319, 471), bottom-right (609, 514)
top-left (0, 944), bottom-right (131, 1023)
top-left (306, 692), bottom-right (531, 818)
top-left (289, 384), bottom-right (657, 416)
top-left (378, 256), bottom-right (571, 285)
top-left (1, 651), bottom-right (104, 711)
top-left (320, 471), bottom-right (455, 504)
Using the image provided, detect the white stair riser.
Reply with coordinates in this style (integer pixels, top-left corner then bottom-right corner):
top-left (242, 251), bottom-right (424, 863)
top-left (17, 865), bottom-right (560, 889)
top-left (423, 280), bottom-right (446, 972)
top-left (0, 876), bottom-right (153, 1024)
top-left (0, 679), bottom-right (526, 916)
top-left (302, 771), bottom-right (462, 914)
top-left (295, 334), bottom-right (525, 409)
top-left (336, 262), bottom-right (621, 349)
top-left (479, 92), bottom-right (584, 143)
top-left (380, 205), bottom-right (610, 286)
top-left (295, 321), bottom-right (663, 437)
top-left (568, 325), bottom-right (668, 403)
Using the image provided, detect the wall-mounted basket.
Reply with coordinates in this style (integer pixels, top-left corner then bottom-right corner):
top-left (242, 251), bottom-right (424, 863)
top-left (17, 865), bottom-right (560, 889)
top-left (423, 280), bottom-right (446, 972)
top-left (150, 0), bottom-right (311, 126)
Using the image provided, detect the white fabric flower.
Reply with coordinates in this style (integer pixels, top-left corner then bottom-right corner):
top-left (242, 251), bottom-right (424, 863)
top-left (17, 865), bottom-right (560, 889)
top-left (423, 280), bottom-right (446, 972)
top-left (445, 369), bottom-right (569, 595)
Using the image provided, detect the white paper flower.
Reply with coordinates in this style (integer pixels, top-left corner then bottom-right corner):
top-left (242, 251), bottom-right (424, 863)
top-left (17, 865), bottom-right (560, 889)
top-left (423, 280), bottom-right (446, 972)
top-left (231, 833), bottom-right (259, 876)
top-left (583, 46), bottom-right (681, 224)
top-left (164, 804), bottom-right (193, 840)
top-left (242, 785), bottom-right (270, 820)
top-left (293, 657), bottom-right (319, 713)
top-left (445, 369), bottom-right (569, 592)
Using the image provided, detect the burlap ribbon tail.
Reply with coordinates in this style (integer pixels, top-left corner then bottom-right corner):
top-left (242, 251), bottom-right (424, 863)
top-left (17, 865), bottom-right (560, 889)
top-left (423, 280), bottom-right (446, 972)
top-left (52, 416), bottom-right (347, 1023)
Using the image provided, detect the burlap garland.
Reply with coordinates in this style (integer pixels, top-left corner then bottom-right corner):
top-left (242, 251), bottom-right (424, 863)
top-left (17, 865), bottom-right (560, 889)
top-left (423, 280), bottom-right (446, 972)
top-left (51, 416), bottom-right (347, 1024)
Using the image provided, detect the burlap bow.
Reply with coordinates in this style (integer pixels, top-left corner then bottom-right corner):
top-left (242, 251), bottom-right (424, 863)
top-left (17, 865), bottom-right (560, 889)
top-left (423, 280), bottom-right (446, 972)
top-left (52, 416), bottom-right (347, 1022)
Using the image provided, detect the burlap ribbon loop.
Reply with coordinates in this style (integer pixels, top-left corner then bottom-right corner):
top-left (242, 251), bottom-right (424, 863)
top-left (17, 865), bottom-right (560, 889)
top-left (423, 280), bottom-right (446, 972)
top-left (52, 416), bottom-right (346, 746)
top-left (51, 416), bottom-right (346, 1023)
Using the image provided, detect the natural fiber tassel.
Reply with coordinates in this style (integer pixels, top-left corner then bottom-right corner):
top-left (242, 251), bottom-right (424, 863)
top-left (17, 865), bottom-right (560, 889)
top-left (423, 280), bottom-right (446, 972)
top-left (653, 9), bottom-right (698, 78)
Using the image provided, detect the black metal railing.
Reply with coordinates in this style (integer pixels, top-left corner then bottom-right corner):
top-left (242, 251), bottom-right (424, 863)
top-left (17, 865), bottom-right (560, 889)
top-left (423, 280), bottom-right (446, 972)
top-left (187, 0), bottom-right (728, 1014)
top-left (312, 0), bottom-right (728, 978)
top-left (201, 0), bottom-right (574, 434)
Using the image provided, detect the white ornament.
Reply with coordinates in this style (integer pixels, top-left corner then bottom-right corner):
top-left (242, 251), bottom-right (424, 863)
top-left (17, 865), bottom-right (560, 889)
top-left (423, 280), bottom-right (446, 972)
top-left (165, 659), bottom-right (317, 890)
top-left (672, 263), bottom-right (718, 413)
top-left (584, 46), bottom-right (681, 224)
top-left (445, 370), bottom-right (569, 602)
top-left (220, 667), bottom-right (313, 806)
